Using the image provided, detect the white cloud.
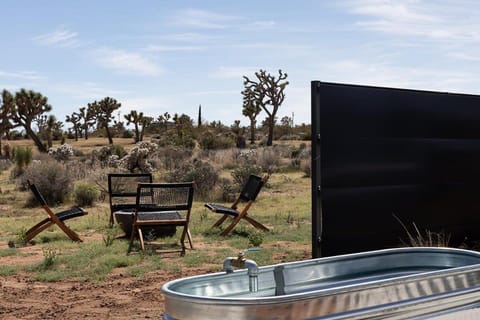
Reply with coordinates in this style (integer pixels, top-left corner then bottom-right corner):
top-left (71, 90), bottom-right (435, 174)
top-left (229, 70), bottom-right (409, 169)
top-left (447, 52), bottom-right (480, 62)
top-left (32, 28), bottom-right (80, 48)
top-left (344, 0), bottom-right (480, 42)
top-left (187, 89), bottom-right (239, 96)
top-left (157, 32), bottom-right (221, 43)
top-left (144, 45), bottom-right (205, 52)
top-left (211, 66), bottom-right (259, 79)
top-left (55, 82), bottom-right (130, 101)
top-left (0, 70), bottom-right (45, 80)
top-left (250, 20), bottom-right (276, 28)
top-left (93, 48), bottom-right (161, 76)
top-left (170, 8), bottom-right (239, 29)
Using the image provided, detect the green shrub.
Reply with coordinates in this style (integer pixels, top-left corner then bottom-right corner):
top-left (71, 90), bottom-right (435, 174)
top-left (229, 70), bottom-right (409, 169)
top-left (13, 146), bottom-right (33, 168)
top-left (11, 146), bottom-right (32, 177)
top-left (96, 144), bottom-right (127, 164)
top-left (248, 231), bottom-right (265, 247)
top-left (74, 182), bottom-right (99, 207)
top-left (231, 163), bottom-right (262, 190)
top-left (21, 160), bottom-right (73, 206)
top-left (199, 132), bottom-right (235, 150)
top-left (166, 160), bottom-right (219, 200)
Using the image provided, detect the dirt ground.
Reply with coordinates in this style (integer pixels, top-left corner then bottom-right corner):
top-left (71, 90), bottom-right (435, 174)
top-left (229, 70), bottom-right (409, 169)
top-left (0, 237), bottom-right (215, 320)
top-left (0, 238), bottom-right (311, 320)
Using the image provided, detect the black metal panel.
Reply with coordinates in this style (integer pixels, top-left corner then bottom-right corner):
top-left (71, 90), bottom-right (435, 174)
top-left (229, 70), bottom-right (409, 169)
top-left (312, 81), bottom-right (480, 257)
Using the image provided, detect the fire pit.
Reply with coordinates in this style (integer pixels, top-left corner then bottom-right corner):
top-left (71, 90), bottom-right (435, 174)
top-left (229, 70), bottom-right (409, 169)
top-left (114, 210), bottom-right (177, 238)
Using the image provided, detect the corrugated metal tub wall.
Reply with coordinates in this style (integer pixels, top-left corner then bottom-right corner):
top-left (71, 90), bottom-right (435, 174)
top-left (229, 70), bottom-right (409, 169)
top-left (161, 247), bottom-right (480, 319)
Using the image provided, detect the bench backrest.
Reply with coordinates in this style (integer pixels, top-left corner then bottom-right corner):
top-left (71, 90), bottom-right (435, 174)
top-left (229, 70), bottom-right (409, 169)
top-left (108, 173), bottom-right (153, 212)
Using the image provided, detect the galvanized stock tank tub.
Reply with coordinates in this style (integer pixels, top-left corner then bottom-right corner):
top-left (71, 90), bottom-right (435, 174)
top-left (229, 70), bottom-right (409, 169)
top-left (161, 247), bottom-right (480, 319)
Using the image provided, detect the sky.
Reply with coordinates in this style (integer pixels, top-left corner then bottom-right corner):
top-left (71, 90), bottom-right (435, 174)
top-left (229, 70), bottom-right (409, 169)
top-left (2, 0), bottom-right (480, 128)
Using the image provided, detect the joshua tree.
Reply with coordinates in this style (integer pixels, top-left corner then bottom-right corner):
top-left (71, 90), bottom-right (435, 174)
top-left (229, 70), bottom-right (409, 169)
top-left (78, 106), bottom-right (96, 140)
top-left (90, 97), bottom-right (121, 144)
top-left (157, 112), bottom-right (171, 132)
top-left (139, 116), bottom-right (153, 141)
top-left (0, 90), bottom-right (15, 157)
top-left (124, 110), bottom-right (152, 142)
top-left (243, 69), bottom-right (289, 146)
top-left (66, 112), bottom-right (81, 141)
top-left (242, 87), bottom-right (262, 144)
top-left (9, 89), bottom-right (52, 152)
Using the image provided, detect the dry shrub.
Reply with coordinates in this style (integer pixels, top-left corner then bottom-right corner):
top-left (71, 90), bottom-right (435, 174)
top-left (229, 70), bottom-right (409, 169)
top-left (256, 148), bottom-right (281, 174)
top-left (156, 146), bottom-right (192, 171)
top-left (165, 159), bottom-right (219, 200)
top-left (300, 159), bottom-right (311, 177)
top-left (21, 160), bottom-right (73, 206)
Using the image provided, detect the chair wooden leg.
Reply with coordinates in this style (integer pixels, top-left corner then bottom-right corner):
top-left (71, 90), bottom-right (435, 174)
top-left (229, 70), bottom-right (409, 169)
top-left (109, 211), bottom-right (114, 227)
top-left (212, 214), bottom-right (229, 228)
top-left (138, 228), bottom-right (145, 251)
top-left (220, 215), bottom-right (243, 236)
top-left (25, 218), bottom-right (54, 242)
top-left (243, 215), bottom-right (269, 231)
top-left (43, 205), bottom-right (83, 242)
top-left (128, 224), bottom-right (137, 254)
top-left (186, 228), bottom-right (193, 249)
top-left (179, 227), bottom-right (188, 256)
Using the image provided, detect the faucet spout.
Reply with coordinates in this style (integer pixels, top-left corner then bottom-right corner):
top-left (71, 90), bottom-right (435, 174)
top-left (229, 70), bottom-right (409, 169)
top-left (223, 249), bottom-right (260, 293)
top-left (245, 259), bottom-right (259, 292)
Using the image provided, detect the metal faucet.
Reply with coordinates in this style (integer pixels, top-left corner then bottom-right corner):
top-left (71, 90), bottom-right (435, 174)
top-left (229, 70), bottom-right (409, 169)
top-left (223, 248), bottom-right (260, 292)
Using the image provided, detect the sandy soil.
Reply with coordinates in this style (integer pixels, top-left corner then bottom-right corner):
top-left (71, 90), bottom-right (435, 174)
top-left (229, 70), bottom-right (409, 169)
top-left (1, 255), bottom-right (206, 320)
top-left (0, 238), bottom-right (209, 319)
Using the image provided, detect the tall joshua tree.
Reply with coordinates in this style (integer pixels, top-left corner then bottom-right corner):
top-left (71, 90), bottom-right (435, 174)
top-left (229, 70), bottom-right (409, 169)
top-left (79, 106), bottom-right (96, 140)
top-left (90, 97), bottom-right (121, 144)
top-left (66, 112), bottom-right (81, 141)
top-left (139, 116), bottom-right (153, 142)
top-left (0, 90), bottom-right (15, 157)
top-left (243, 69), bottom-right (289, 146)
top-left (242, 86), bottom-right (262, 144)
top-left (124, 110), bottom-right (145, 142)
top-left (10, 89), bottom-right (52, 152)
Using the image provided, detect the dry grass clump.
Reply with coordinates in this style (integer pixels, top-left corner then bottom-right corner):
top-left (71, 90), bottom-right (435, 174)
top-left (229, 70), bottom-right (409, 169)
top-left (393, 214), bottom-right (451, 247)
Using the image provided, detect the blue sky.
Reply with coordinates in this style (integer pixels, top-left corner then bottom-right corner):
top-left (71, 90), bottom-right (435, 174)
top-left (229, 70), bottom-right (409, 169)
top-left (1, 0), bottom-right (480, 127)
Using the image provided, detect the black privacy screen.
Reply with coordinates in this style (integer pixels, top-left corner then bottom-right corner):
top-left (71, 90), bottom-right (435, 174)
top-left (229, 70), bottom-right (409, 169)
top-left (311, 81), bottom-right (480, 257)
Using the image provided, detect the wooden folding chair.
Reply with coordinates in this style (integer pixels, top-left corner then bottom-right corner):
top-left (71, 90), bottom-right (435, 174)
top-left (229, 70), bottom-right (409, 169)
top-left (108, 173), bottom-right (153, 226)
top-left (205, 174), bottom-right (269, 236)
top-left (128, 182), bottom-right (195, 255)
top-left (25, 180), bottom-right (88, 242)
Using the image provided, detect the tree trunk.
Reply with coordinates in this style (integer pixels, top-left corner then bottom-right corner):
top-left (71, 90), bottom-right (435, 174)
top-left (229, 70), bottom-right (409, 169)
top-left (266, 116), bottom-right (275, 146)
top-left (26, 126), bottom-right (47, 152)
top-left (249, 120), bottom-right (255, 144)
top-left (134, 124), bottom-right (140, 142)
top-left (105, 125), bottom-right (113, 144)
